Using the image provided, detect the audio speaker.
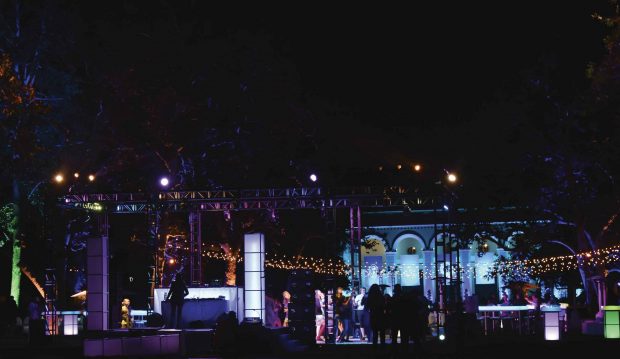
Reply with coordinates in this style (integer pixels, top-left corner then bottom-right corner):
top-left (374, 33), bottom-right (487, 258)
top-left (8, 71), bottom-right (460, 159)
top-left (288, 302), bottom-right (315, 321)
top-left (288, 319), bottom-right (315, 345)
top-left (146, 313), bottom-right (164, 327)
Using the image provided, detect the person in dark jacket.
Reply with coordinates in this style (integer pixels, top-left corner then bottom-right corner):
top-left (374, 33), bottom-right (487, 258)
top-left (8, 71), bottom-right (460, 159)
top-left (366, 284), bottom-right (386, 348)
top-left (166, 273), bottom-right (189, 329)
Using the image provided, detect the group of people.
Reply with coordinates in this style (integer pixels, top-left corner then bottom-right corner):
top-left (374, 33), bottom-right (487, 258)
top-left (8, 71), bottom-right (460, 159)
top-left (314, 284), bottom-right (430, 353)
top-left (363, 284), bottom-right (430, 352)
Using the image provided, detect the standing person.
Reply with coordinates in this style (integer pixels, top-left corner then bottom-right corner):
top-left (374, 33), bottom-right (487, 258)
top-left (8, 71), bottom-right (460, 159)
top-left (366, 284), bottom-right (386, 349)
top-left (390, 284), bottom-right (405, 352)
top-left (354, 287), bottom-right (367, 341)
top-left (361, 290), bottom-right (372, 342)
top-left (340, 290), bottom-right (352, 342)
top-left (28, 296), bottom-right (44, 344)
top-left (120, 298), bottom-right (132, 329)
top-left (315, 290), bottom-right (325, 341)
top-left (333, 287), bottom-right (351, 342)
top-left (281, 291), bottom-right (291, 327)
top-left (166, 273), bottom-right (189, 329)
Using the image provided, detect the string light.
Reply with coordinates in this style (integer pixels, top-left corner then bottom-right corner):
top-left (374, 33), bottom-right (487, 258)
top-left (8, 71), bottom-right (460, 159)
top-left (199, 249), bottom-right (348, 276)
top-left (491, 244), bottom-right (620, 277)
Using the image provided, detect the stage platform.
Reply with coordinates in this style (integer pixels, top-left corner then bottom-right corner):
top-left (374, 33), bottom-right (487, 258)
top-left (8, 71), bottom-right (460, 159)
top-left (83, 328), bottom-right (214, 357)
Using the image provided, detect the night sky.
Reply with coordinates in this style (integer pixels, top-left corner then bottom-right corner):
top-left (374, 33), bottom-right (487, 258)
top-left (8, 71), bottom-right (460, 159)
top-left (86, 2), bottom-right (604, 184)
top-left (212, 2), bottom-right (604, 126)
top-left (73, 1), bottom-right (606, 125)
top-left (0, 0), bottom-right (612, 191)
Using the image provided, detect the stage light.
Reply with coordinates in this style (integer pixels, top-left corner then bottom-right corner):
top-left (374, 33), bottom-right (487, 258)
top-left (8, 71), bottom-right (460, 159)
top-left (309, 174), bottom-right (318, 182)
top-left (160, 177), bottom-right (169, 187)
top-left (397, 164), bottom-right (402, 170)
top-left (54, 174), bottom-right (64, 183)
top-left (414, 164), bottom-right (421, 172)
top-left (439, 334), bottom-right (445, 341)
top-left (378, 166), bottom-right (383, 171)
top-left (447, 173), bottom-right (457, 183)
top-left (168, 258), bottom-right (175, 265)
top-left (443, 205), bottom-right (449, 211)
top-left (88, 174), bottom-right (95, 182)
top-left (74, 173), bottom-right (80, 178)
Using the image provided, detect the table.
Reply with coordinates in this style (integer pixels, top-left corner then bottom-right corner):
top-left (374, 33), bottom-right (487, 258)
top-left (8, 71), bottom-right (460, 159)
top-left (161, 298), bottom-right (228, 328)
top-left (153, 287), bottom-right (244, 322)
top-left (478, 305), bottom-right (535, 335)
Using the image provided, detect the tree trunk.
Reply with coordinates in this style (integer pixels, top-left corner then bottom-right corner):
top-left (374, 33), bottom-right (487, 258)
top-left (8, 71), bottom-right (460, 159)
top-left (10, 179), bottom-right (21, 303)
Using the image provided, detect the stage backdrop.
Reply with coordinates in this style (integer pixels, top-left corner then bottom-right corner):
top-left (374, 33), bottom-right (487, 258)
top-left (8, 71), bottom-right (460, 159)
top-left (154, 287), bottom-right (244, 323)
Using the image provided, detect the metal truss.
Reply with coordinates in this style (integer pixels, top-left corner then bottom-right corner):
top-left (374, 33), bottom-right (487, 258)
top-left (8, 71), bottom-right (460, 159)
top-left (60, 186), bottom-right (436, 213)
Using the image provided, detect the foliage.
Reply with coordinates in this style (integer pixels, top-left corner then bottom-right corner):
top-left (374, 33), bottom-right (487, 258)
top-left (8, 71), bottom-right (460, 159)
top-left (0, 203), bottom-right (17, 247)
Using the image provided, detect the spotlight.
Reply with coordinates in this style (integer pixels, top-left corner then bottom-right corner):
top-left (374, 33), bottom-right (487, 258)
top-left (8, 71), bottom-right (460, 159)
top-left (413, 164), bottom-right (422, 172)
top-left (168, 258), bottom-right (175, 265)
top-left (439, 334), bottom-right (445, 341)
top-left (74, 172), bottom-right (80, 178)
top-left (160, 177), bottom-right (170, 187)
top-left (443, 205), bottom-right (449, 211)
top-left (397, 164), bottom-right (402, 170)
top-left (447, 173), bottom-right (457, 183)
top-left (88, 174), bottom-right (95, 182)
top-left (309, 174), bottom-right (318, 182)
top-left (54, 174), bottom-right (64, 183)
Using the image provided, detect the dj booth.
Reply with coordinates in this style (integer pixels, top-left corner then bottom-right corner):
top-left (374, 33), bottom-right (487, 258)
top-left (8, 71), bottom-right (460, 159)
top-left (153, 287), bottom-right (244, 328)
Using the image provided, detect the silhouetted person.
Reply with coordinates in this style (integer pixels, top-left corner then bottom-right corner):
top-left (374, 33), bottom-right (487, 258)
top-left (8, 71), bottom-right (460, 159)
top-left (366, 284), bottom-right (386, 349)
top-left (400, 291), bottom-right (421, 356)
top-left (513, 292), bottom-right (527, 306)
top-left (390, 284), bottom-right (406, 353)
top-left (166, 273), bottom-right (189, 329)
top-left (4, 296), bottom-right (18, 336)
top-left (28, 297), bottom-right (44, 343)
top-left (214, 311), bottom-right (238, 355)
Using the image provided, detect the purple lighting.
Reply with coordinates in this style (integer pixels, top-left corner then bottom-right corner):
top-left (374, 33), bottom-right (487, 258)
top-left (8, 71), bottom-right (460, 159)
top-left (160, 177), bottom-right (170, 187)
top-left (309, 174), bottom-right (318, 182)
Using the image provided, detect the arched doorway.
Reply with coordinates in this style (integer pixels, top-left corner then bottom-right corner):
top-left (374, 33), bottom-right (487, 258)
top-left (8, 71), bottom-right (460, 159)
top-left (393, 234), bottom-right (425, 288)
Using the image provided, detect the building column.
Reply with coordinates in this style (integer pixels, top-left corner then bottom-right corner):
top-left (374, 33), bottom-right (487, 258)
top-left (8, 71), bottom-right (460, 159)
top-left (496, 249), bottom-right (509, 298)
top-left (423, 250), bottom-right (435, 302)
top-left (385, 251), bottom-right (397, 292)
top-left (459, 248), bottom-right (472, 298)
top-left (87, 236), bottom-right (109, 331)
